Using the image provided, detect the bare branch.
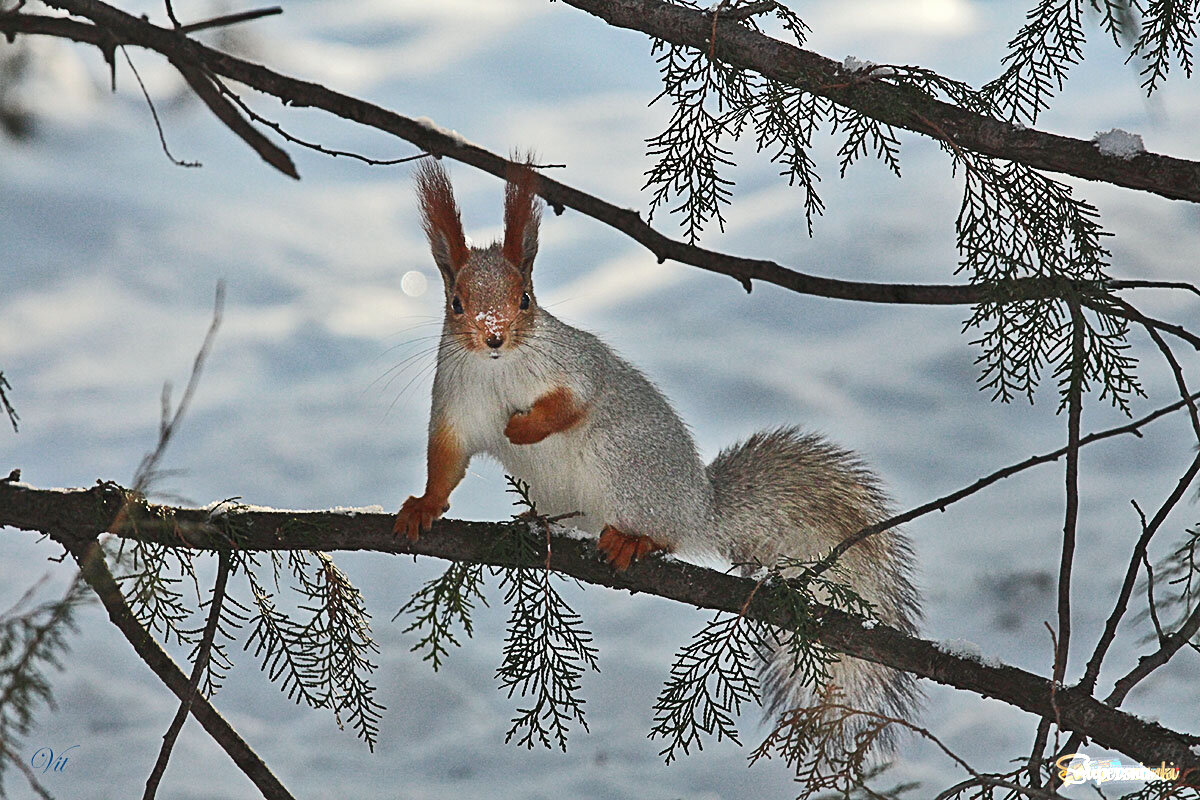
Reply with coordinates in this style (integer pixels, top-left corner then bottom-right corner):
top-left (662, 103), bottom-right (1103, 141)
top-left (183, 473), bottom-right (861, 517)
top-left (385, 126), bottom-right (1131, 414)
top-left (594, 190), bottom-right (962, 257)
top-left (171, 59), bottom-right (297, 179)
top-left (61, 534), bottom-right (296, 800)
top-left (143, 550), bottom-right (232, 800)
top-left (177, 6), bottom-right (281, 35)
top-left (2, 482), bottom-right (1199, 774)
top-left (132, 282), bottom-right (223, 492)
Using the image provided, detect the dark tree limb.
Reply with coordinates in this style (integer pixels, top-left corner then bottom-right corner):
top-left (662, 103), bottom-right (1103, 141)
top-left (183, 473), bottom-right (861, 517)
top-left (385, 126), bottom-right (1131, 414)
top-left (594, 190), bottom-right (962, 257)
top-left (2, 481), bottom-right (1198, 776)
top-left (561, 0), bottom-right (1200, 203)
top-left (55, 532), bottom-right (296, 800)
top-left (143, 549), bottom-right (232, 800)
top-left (1030, 301), bottom-right (1086, 784)
top-left (2, 5), bottom-right (1196, 307)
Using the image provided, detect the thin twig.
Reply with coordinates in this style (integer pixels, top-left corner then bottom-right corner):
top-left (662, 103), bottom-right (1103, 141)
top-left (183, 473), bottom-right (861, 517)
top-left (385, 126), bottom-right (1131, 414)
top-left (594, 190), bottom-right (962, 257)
top-left (1127, 299), bottom-right (1200, 444)
top-left (121, 45), bottom-right (201, 169)
top-left (178, 5), bottom-right (281, 34)
top-left (132, 282), bottom-right (224, 491)
top-left (1093, 297), bottom-right (1200, 352)
top-left (0, 370), bottom-right (18, 432)
top-left (1110, 278), bottom-right (1200, 299)
top-left (805, 390), bottom-right (1200, 582)
top-left (1133, 500), bottom-right (1167, 644)
top-left (143, 550), bottom-right (232, 800)
top-left (215, 80), bottom-right (430, 167)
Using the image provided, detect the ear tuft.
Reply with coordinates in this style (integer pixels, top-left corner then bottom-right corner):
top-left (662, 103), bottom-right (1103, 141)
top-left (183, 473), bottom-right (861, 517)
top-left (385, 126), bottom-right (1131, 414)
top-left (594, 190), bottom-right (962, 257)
top-left (416, 160), bottom-right (469, 282)
top-left (502, 154), bottom-right (542, 277)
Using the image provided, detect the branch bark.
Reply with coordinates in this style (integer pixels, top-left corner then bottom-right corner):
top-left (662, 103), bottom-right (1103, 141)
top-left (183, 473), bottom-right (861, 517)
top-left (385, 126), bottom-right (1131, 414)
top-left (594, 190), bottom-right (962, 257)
top-left (562, 0), bottom-right (1200, 203)
top-left (2, 480), bottom-right (1198, 777)
top-left (0, 5), bottom-right (1189, 307)
top-left (48, 529), bottom-right (296, 800)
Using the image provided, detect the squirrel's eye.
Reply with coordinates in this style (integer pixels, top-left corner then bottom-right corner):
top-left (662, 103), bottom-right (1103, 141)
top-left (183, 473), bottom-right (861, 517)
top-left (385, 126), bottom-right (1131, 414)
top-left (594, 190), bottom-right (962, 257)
top-left (451, 296), bottom-right (464, 314)
top-left (519, 292), bottom-right (531, 310)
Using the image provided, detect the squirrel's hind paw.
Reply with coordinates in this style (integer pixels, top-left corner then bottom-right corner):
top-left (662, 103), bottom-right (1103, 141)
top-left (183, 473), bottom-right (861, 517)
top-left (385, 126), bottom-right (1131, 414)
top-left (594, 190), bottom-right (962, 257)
top-left (394, 494), bottom-right (448, 541)
top-left (597, 525), bottom-right (668, 570)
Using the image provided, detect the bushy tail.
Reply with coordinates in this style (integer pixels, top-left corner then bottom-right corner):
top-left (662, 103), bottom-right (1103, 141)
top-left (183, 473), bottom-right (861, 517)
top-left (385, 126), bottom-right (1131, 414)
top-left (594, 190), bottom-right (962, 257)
top-left (706, 427), bottom-right (921, 752)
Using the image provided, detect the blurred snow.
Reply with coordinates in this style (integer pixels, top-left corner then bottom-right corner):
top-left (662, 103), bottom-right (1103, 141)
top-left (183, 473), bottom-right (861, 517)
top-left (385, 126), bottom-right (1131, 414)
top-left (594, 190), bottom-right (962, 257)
top-left (3, 0), bottom-right (1200, 798)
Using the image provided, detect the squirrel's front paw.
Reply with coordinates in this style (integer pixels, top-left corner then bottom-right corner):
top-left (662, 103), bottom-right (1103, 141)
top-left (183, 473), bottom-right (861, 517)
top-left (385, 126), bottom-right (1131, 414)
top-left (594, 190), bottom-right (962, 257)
top-left (393, 494), bottom-right (448, 541)
top-left (598, 526), bottom-right (668, 570)
top-left (504, 410), bottom-right (550, 445)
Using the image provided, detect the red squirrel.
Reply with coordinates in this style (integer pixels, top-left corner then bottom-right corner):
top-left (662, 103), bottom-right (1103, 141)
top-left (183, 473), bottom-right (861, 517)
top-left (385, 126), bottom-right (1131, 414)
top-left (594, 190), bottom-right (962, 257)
top-left (394, 160), bottom-right (921, 750)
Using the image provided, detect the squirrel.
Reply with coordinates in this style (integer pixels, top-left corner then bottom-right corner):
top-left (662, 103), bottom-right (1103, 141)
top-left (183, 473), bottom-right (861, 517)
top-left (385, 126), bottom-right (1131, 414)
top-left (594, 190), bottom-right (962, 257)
top-left (393, 160), bottom-right (921, 751)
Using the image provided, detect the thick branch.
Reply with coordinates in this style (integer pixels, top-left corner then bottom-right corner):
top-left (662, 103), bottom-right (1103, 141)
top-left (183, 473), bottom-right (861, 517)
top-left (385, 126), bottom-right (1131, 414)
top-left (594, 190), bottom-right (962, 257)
top-left (54, 531), bottom-right (295, 800)
top-left (0, 7), bottom-right (1174, 306)
top-left (2, 481), bottom-right (1198, 775)
top-left (562, 0), bottom-right (1200, 203)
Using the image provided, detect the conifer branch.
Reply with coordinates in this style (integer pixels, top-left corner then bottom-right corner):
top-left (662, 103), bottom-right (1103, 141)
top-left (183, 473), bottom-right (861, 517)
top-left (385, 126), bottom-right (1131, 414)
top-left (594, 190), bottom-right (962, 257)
top-left (3, 2), bottom-right (1199, 306)
top-left (60, 535), bottom-right (296, 800)
top-left (3, 482), bottom-right (1199, 775)
top-left (559, 0), bottom-right (1200, 202)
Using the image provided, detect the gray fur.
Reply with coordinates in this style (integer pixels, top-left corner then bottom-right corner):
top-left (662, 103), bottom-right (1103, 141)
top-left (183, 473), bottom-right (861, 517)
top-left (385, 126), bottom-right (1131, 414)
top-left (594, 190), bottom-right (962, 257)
top-left (435, 305), bottom-right (921, 752)
top-left (415, 165), bottom-right (920, 754)
top-left (707, 428), bottom-right (921, 750)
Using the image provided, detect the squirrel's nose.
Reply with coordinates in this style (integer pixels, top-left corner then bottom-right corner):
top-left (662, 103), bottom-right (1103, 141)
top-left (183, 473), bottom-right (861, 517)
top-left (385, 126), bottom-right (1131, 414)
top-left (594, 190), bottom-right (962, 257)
top-left (485, 334), bottom-right (504, 349)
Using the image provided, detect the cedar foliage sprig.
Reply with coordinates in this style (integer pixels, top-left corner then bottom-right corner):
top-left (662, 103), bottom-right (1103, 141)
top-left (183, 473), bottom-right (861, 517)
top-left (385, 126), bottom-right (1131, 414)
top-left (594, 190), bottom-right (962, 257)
top-left (0, 575), bottom-right (90, 798)
top-left (394, 560), bottom-right (488, 671)
top-left (645, 1), bottom-right (894, 241)
top-left (650, 556), bottom-right (875, 772)
top-left (393, 477), bottom-right (600, 752)
top-left (494, 478), bottom-right (600, 752)
top-left (244, 549), bottom-right (385, 749)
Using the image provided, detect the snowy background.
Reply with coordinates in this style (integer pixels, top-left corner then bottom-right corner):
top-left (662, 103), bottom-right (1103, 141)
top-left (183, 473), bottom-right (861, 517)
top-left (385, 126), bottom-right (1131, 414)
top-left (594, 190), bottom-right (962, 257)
top-left (3, 0), bottom-right (1200, 797)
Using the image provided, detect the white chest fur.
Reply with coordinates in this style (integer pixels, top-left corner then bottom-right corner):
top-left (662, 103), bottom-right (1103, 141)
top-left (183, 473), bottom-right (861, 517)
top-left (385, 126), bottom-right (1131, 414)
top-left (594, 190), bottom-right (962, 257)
top-left (438, 349), bottom-right (608, 533)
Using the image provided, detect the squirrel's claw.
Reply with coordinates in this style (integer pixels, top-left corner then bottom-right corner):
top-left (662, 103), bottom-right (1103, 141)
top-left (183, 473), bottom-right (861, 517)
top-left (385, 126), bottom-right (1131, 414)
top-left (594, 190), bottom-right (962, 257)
top-left (394, 494), bottom-right (448, 541)
top-left (598, 525), bottom-right (667, 570)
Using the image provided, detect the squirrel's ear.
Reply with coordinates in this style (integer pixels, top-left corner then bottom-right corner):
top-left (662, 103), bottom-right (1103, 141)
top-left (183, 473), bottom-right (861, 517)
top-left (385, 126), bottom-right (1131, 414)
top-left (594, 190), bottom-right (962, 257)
top-left (415, 160), bottom-right (469, 286)
top-left (502, 158), bottom-right (541, 279)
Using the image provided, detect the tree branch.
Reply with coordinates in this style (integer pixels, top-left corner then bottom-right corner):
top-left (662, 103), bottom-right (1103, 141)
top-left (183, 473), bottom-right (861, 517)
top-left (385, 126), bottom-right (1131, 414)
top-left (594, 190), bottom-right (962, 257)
top-left (561, 0), bottom-right (1200, 203)
top-left (54, 532), bottom-right (296, 800)
top-left (0, 5), bottom-right (1190, 307)
top-left (2, 481), bottom-right (1198, 775)
top-left (142, 549), bottom-right (232, 800)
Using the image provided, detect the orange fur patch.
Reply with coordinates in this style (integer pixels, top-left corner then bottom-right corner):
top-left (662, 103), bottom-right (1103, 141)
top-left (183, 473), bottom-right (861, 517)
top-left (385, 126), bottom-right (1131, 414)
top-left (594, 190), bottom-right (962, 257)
top-left (393, 423), bottom-right (467, 540)
top-left (502, 162), bottom-right (541, 269)
top-left (504, 386), bottom-right (587, 445)
top-left (416, 161), bottom-right (469, 271)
